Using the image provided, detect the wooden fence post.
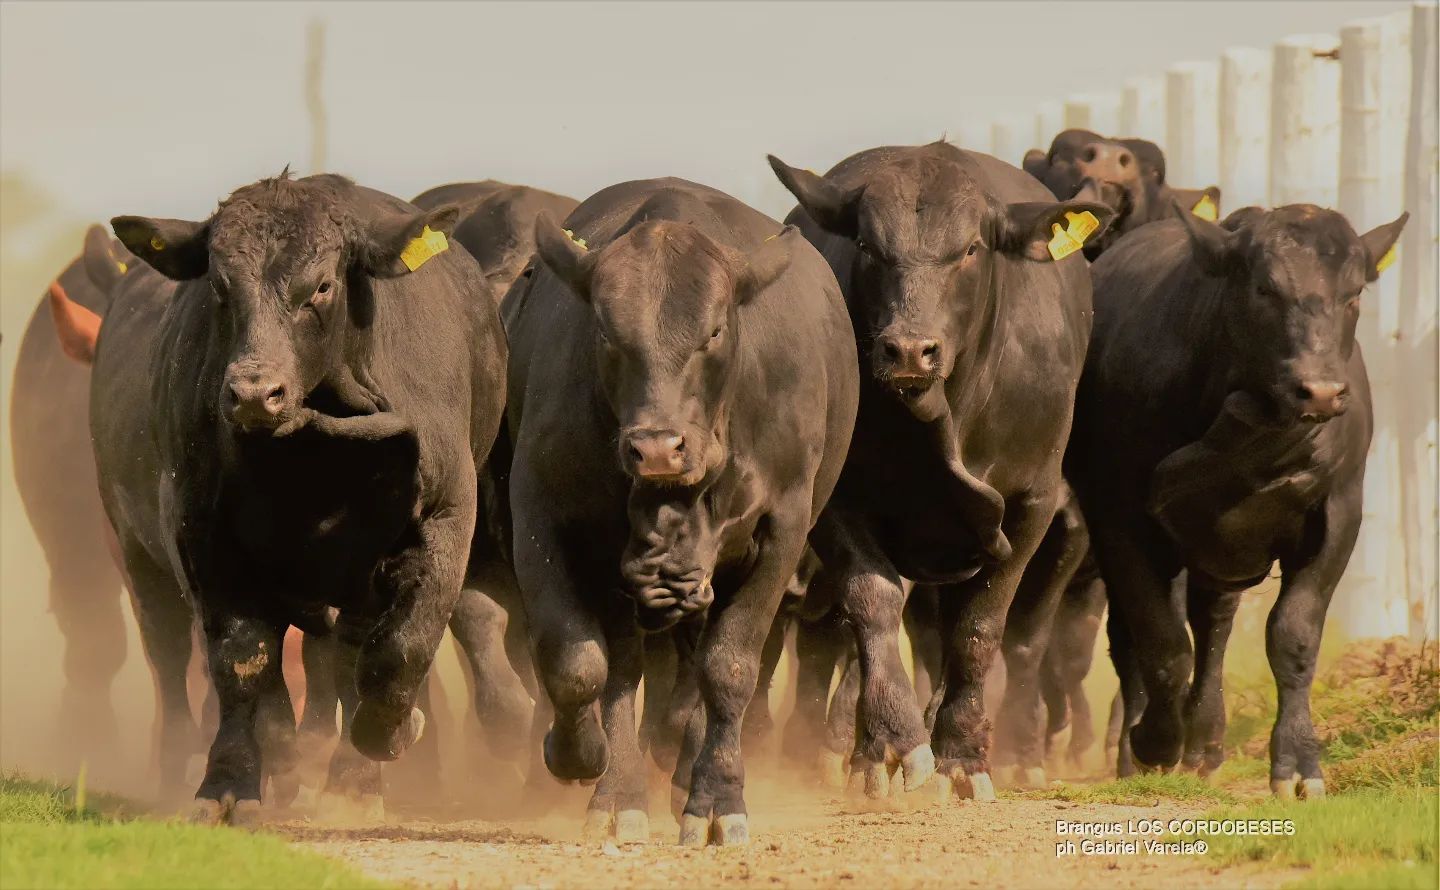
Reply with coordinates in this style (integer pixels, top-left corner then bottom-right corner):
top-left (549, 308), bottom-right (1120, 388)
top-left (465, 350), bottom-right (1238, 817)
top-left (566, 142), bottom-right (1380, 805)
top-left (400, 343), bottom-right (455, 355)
top-left (1400, 1), bottom-right (1438, 641)
top-left (992, 115), bottom-right (1033, 167)
top-left (1036, 100), bottom-right (1064, 148)
top-left (1064, 93), bottom-right (1121, 134)
top-left (1337, 14), bottom-right (1413, 638)
top-left (1219, 47), bottom-right (1271, 211)
top-left (1120, 75), bottom-right (1166, 142)
top-left (1166, 61), bottom-right (1220, 188)
top-left (1271, 34), bottom-right (1342, 206)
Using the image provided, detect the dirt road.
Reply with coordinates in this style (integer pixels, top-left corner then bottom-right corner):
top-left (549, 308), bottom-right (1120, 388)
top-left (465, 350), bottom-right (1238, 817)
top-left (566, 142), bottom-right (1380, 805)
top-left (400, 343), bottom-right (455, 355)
top-left (279, 775), bottom-right (1300, 889)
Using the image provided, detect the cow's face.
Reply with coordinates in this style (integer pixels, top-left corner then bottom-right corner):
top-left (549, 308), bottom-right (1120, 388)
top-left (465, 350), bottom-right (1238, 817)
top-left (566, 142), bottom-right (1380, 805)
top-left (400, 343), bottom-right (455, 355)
top-left (1181, 205), bottom-right (1408, 423)
top-left (534, 213), bottom-right (795, 486)
top-left (114, 175), bottom-right (458, 434)
top-left (769, 152), bottom-right (1112, 422)
top-left (1024, 130), bottom-right (1144, 242)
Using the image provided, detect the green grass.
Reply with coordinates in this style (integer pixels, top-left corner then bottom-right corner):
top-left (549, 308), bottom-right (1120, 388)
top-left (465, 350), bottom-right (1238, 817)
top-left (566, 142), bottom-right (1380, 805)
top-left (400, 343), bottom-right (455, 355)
top-left (1171, 787), bottom-right (1438, 890)
top-left (0, 774), bottom-right (396, 890)
top-left (1017, 772), bottom-right (1238, 806)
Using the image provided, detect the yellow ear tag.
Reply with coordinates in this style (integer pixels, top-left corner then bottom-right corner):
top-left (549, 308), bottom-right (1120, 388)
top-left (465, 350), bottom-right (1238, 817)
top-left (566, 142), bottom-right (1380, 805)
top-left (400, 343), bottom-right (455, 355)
top-left (400, 225), bottom-right (449, 272)
top-left (116, 261), bottom-right (128, 274)
top-left (563, 229), bottom-right (588, 250)
top-left (1192, 194), bottom-right (1218, 222)
top-left (1376, 243), bottom-right (1398, 275)
top-left (149, 236), bottom-right (165, 251)
top-left (1046, 210), bottom-right (1100, 261)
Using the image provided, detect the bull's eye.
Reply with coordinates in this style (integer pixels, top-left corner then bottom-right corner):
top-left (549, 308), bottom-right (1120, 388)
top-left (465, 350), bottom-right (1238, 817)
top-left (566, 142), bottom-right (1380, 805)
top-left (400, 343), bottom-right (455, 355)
top-left (317, 280), bottom-right (332, 295)
top-left (966, 241), bottom-right (980, 258)
top-left (711, 325), bottom-right (723, 340)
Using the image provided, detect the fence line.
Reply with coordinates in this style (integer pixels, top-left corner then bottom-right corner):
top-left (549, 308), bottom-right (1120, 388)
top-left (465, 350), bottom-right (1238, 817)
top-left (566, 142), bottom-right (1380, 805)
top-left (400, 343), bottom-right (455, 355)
top-left (955, 2), bottom-right (1437, 640)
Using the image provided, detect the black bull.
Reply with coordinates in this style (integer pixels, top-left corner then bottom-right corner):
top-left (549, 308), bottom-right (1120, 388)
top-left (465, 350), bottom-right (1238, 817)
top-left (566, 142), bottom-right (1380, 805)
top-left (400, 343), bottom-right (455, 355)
top-left (502, 177), bottom-right (858, 845)
top-left (91, 173), bottom-right (508, 823)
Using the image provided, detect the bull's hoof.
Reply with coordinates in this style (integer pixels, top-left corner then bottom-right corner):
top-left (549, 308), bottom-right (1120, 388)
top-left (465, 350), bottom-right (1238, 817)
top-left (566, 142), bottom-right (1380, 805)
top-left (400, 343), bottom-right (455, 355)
top-left (901, 744), bottom-right (936, 792)
top-left (543, 726), bottom-right (608, 784)
top-left (678, 812), bottom-right (749, 847)
top-left (1130, 752), bottom-right (1175, 776)
top-left (1299, 778), bottom-right (1326, 800)
top-left (1020, 766), bottom-right (1047, 789)
top-left (584, 807), bottom-right (615, 840)
top-left (1270, 774), bottom-right (1298, 800)
top-left (817, 749), bottom-right (849, 789)
top-left (863, 761), bottom-right (892, 799)
top-left (188, 793), bottom-right (261, 826)
top-left (679, 813), bottom-right (710, 848)
top-left (616, 809), bottom-right (650, 843)
top-left (315, 791), bottom-right (385, 824)
top-left (292, 784), bottom-right (320, 811)
top-left (189, 798), bottom-right (224, 825)
top-left (935, 764), bottom-right (998, 803)
top-left (350, 705), bottom-right (424, 762)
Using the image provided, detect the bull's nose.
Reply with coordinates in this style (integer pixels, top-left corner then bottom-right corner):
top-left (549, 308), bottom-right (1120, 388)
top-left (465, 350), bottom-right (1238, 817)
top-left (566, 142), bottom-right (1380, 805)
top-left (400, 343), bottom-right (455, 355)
top-left (625, 429), bottom-right (687, 478)
top-left (1080, 141), bottom-right (1134, 172)
top-left (877, 335), bottom-right (941, 379)
top-left (227, 377), bottom-right (287, 429)
top-left (1296, 380), bottom-right (1349, 421)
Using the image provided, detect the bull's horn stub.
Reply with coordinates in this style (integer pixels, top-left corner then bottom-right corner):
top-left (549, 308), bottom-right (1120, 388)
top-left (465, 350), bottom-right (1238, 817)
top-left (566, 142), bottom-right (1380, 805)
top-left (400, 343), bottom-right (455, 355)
top-left (1047, 211), bottom-right (1099, 261)
top-left (1192, 194), bottom-right (1218, 221)
top-left (400, 225), bottom-right (449, 272)
top-left (1376, 243), bottom-right (1398, 275)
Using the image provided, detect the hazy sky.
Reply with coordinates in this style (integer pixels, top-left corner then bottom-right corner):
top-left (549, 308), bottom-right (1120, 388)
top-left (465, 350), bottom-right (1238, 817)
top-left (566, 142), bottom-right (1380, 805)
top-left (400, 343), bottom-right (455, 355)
top-left (0, 1), bottom-right (1412, 225)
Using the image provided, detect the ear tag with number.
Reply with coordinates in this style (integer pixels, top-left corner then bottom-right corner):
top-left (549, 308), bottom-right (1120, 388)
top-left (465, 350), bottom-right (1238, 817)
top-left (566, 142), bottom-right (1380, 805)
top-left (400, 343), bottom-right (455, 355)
top-left (1376, 243), bottom-right (1398, 275)
top-left (1047, 210), bottom-right (1100, 261)
top-left (564, 228), bottom-right (588, 250)
top-left (1192, 193), bottom-right (1218, 221)
top-left (400, 225), bottom-right (449, 272)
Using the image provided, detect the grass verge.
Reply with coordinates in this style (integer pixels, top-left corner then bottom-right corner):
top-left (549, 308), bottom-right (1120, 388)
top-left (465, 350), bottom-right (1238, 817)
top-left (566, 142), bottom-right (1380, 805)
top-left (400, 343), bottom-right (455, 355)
top-left (0, 773), bottom-right (395, 890)
top-left (1015, 772), bottom-right (1238, 806)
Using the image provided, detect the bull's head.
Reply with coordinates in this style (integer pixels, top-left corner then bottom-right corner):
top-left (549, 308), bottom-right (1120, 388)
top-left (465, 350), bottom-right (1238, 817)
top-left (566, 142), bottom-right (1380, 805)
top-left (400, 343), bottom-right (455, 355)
top-left (533, 211), bottom-right (795, 487)
top-left (1178, 204), bottom-right (1407, 423)
top-left (113, 174), bottom-right (460, 434)
top-left (769, 151), bottom-right (1112, 422)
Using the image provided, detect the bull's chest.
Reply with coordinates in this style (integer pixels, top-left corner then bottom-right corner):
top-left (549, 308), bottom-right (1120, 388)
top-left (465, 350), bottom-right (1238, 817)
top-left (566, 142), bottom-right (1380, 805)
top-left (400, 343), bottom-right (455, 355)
top-left (1149, 422), bottom-right (1334, 584)
top-left (210, 437), bottom-right (420, 601)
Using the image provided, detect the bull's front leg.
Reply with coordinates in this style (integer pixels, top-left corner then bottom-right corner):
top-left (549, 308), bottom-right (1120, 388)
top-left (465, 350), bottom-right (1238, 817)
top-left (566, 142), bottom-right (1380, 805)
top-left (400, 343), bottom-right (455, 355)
top-left (349, 495), bottom-right (476, 764)
top-left (993, 500), bottom-right (1088, 789)
top-left (677, 511), bottom-right (808, 847)
top-left (584, 609), bottom-right (650, 843)
top-left (191, 609), bottom-right (285, 825)
top-left (931, 495), bottom-right (1053, 803)
top-left (809, 510), bottom-right (934, 799)
top-left (1266, 491), bottom-right (1360, 801)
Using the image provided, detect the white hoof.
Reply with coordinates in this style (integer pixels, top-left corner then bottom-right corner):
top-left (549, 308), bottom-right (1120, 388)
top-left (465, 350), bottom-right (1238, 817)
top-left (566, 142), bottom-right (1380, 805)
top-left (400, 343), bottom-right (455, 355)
top-left (614, 809), bottom-right (649, 844)
top-left (863, 762), bottom-right (891, 799)
top-left (901, 745), bottom-right (936, 792)
top-left (583, 808), bottom-right (614, 840)
top-left (969, 772), bottom-right (997, 802)
top-left (1270, 774), bottom-right (1300, 800)
top-left (1299, 778), bottom-right (1326, 801)
top-left (817, 749), bottom-right (849, 789)
top-left (678, 813), bottom-right (710, 847)
top-left (714, 813), bottom-right (749, 846)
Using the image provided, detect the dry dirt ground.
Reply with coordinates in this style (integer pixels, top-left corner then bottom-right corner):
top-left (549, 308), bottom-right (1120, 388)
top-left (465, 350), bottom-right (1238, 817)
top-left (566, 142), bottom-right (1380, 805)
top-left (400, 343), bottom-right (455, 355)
top-left (275, 769), bottom-right (1302, 890)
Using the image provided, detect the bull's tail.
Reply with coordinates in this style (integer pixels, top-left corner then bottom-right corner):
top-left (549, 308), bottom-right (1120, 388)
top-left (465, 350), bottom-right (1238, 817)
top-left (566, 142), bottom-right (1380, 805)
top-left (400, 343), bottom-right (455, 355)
top-left (48, 281), bottom-right (101, 365)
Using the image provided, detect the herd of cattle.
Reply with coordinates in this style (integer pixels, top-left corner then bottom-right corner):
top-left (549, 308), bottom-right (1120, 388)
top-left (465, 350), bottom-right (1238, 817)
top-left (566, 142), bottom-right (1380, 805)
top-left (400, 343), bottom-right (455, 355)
top-left (11, 127), bottom-right (1407, 845)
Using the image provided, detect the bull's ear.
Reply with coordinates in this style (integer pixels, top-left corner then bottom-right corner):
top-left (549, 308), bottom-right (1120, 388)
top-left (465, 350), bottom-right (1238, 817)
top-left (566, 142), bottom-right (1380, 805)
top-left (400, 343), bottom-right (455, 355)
top-left (533, 211), bottom-right (597, 301)
top-left (767, 155), bottom-right (863, 237)
top-left (996, 201), bottom-right (1116, 262)
top-left (1170, 186), bottom-right (1223, 222)
top-left (1175, 200), bottom-right (1242, 275)
top-left (112, 216), bottom-right (209, 280)
top-left (359, 203), bottom-right (461, 278)
top-left (81, 224), bottom-right (128, 292)
top-left (1360, 211), bottom-right (1408, 281)
top-left (734, 226), bottom-right (799, 305)
top-left (1022, 149), bottom-right (1050, 181)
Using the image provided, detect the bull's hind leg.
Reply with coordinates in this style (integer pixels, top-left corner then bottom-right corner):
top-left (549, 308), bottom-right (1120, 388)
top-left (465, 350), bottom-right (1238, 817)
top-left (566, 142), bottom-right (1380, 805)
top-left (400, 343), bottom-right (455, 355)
top-left (320, 615), bottom-right (384, 822)
top-left (294, 630), bottom-right (339, 806)
top-left (809, 511), bottom-right (933, 798)
top-left (783, 607), bottom-right (846, 781)
top-left (1182, 581), bottom-right (1242, 778)
top-left (450, 578), bottom-right (533, 767)
top-left (1090, 519), bottom-right (1188, 774)
top-left (121, 545), bottom-right (201, 804)
top-left (50, 543), bottom-right (127, 764)
top-left (1267, 493), bottom-right (1359, 801)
